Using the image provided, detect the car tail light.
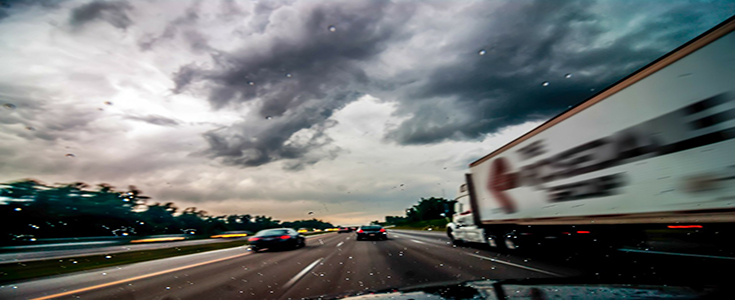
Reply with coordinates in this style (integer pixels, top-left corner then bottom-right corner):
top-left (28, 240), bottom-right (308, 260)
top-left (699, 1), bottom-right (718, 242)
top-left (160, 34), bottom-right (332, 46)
top-left (357, 229), bottom-right (363, 233)
top-left (249, 237), bottom-right (260, 241)
top-left (379, 228), bottom-right (386, 232)
top-left (576, 231), bottom-right (591, 234)
top-left (280, 235), bottom-right (291, 240)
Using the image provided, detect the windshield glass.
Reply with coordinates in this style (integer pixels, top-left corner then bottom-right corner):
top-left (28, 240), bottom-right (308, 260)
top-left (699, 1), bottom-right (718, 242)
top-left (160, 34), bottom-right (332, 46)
top-left (1, 1), bottom-right (734, 299)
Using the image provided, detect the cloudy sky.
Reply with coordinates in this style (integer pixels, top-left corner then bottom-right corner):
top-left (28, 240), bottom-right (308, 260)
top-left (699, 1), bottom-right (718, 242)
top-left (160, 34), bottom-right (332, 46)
top-left (1, 0), bottom-right (733, 225)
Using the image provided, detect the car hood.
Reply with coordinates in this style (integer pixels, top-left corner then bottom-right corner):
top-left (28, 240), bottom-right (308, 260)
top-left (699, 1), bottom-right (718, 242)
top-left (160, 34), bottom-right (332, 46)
top-left (329, 278), bottom-right (724, 300)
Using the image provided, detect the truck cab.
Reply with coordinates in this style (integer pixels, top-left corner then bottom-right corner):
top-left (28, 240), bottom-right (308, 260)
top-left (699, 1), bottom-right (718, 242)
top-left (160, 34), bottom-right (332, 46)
top-left (447, 183), bottom-right (488, 245)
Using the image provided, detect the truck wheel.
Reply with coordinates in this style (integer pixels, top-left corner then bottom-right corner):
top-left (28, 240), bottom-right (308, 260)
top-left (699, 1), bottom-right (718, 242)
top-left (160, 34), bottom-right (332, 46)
top-left (447, 228), bottom-right (463, 246)
top-left (504, 234), bottom-right (519, 250)
top-left (487, 235), bottom-right (504, 249)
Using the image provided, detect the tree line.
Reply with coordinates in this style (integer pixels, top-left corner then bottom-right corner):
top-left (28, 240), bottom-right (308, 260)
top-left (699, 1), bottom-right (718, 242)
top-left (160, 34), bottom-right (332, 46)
top-left (0, 179), bottom-right (333, 243)
top-left (383, 197), bottom-right (456, 225)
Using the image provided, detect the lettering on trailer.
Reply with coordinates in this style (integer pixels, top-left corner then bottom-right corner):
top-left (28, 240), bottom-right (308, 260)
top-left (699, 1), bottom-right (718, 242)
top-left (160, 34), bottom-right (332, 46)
top-left (488, 92), bottom-right (735, 213)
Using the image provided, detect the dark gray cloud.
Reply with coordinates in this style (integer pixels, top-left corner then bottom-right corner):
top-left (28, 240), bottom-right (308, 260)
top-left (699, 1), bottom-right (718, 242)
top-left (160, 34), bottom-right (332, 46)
top-left (169, 0), bottom-right (735, 168)
top-left (69, 0), bottom-right (132, 30)
top-left (385, 0), bottom-right (735, 145)
top-left (125, 114), bottom-right (180, 127)
top-left (0, 0), bottom-right (60, 21)
top-left (174, 0), bottom-right (411, 168)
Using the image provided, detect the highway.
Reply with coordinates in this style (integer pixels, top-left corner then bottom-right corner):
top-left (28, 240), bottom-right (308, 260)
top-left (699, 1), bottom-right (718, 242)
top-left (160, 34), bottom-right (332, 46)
top-left (3, 229), bottom-right (733, 299)
top-left (0, 230), bottom-right (578, 299)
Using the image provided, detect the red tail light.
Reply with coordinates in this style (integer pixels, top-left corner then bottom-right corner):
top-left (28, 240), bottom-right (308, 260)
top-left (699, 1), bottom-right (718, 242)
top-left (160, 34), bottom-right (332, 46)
top-left (280, 235), bottom-right (291, 240)
top-left (357, 229), bottom-right (363, 233)
top-left (379, 228), bottom-right (386, 232)
top-left (576, 231), bottom-right (591, 234)
top-left (249, 237), bottom-right (260, 241)
top-left (668, 225), bottom-right (702, 229)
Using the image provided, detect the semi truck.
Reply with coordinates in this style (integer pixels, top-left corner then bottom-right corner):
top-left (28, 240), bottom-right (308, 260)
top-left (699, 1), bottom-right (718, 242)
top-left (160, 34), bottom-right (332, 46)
top-left (447, 17), bottom-right (735, 253)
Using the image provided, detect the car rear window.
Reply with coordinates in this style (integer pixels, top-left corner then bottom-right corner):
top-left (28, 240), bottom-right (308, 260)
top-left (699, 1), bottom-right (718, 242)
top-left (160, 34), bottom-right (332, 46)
top-left (256, 229), bottom-right (289, 236)
top-left (361, 226), bottom-right (382, 230)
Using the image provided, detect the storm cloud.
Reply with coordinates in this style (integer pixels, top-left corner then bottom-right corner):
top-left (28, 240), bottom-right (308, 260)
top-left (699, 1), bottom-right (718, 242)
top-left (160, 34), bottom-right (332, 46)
top-left (166, 0), bottom-right (735, 167)
top-left (69, 0), bottom-right (133, 30)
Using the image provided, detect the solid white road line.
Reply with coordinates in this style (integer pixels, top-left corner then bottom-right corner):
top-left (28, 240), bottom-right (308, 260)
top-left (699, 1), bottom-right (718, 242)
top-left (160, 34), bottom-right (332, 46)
top-left (618, 248), bottom-right (735, 260)
top-left (336, 241), bottom-right (344, 247)
top-left (411, 239), bottom-right (427, 244)
top-left (283, 258), bottom-right (324, 289)
top-left (466, 253), bottom-right (562, 277)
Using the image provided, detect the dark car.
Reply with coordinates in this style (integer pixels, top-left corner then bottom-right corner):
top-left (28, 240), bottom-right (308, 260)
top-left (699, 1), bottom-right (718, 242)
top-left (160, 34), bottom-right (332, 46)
top-left (338, 227), bottom-right (352, 234)
top-left (249, 228), bottom-right (305, 252)
top-left (356, 225), bottom-right (387, 240)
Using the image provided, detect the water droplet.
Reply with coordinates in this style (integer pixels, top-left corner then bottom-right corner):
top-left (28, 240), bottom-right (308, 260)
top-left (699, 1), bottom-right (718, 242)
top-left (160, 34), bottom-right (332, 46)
top-left (564, 73), bottom-right (572, 78)
top-left (541, 81), bottom-right (550, 87)
top-left (478, 49), bottom-right (487, 56)
top-left (328, 25), bottom-right (336, 32)
top-left (105, 255), bottom-right (112, 259)
top-left (265, 116), bottom-right (273, 120)
top-left (14, 208), bottom-right (21, 212)
top-left (25, 126), bottom-right (35, 131)
top-left (3, 103), bottom-right (16, 110)
top-left (308, 211), bottom-right (313, 215)
top-left (165, 286), bottom-right (171, 290)
top-left (345, 278), bottom-right (350, 281)
top-left (104, 101), bottom-right (113, 105)
top-left (285, 73), bottom-right (292, 78)
top-left (102, 272), bottom-right (107, 275)
top-left (72, 261), bottom-right (78, 264)
top-left (65, 154), bottom-right (75, 158)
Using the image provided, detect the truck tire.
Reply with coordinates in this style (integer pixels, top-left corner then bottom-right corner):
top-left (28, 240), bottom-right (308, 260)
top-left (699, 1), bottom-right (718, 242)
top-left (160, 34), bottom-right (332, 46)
top-left (447, 228), bottom-right (463, 246)
top-left (503, 234), bottom-right (520, 250)
top-left (487, 234), bottom-right (505, 250)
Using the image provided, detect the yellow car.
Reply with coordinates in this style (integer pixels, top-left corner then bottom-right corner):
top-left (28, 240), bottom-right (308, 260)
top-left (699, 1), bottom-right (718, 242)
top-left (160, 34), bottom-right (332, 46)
top-left (297, 228), bottom-right (309, 233)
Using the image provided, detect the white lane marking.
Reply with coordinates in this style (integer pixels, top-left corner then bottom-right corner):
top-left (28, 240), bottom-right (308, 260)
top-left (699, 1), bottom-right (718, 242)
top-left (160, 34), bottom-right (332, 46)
top-left (283, 258), bottom-right (323, 289)
top-left (32, 252), bottom-right (253, 300)
top-left (336, 241), bottom-right (344, 247)
top-left (411, 239), bottom-right (427, 244)
top-left (618, 248), bottom-right (735, 260)
top-left (466, 253), bottom-right (562, 277)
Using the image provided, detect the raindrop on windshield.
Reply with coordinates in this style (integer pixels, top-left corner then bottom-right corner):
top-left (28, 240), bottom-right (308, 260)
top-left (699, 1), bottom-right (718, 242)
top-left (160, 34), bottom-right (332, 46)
top-left (14, 208), bottom-right (21, 212)
top-left (3, 103), bottom-right (16, 110)
top-left (265, 116), bottom-right (273, 120)
top-left (65, 154), bottom-right (75, 158)
top-left (541, 81), bottom-right (550, 87)
top-left (564, 73), bottom-right (573, 78)
top-left (328, 25), bottom-right (336, 32)
top-left (104, 101), bottom-right (113, 105)
top-left (285, 73), bottom-right (292, 78)
top-left (25, 126), bottom-right (35, 131)
top-left (105, 255), bottom-right (112, 259)
top-left (478, 49), bottom-right (487, 56)
top-left (248, 81), bottom-right (255, 86)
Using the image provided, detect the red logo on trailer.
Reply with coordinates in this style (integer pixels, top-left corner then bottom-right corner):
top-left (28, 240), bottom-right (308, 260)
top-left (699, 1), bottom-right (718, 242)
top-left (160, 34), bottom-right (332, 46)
top-left (488, 157), bottom-right (517, 214)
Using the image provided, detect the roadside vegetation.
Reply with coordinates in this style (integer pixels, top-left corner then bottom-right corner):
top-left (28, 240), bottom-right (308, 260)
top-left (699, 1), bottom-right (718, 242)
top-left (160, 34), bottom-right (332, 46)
top-left (1, 179), bottom-right (334, 245)
top-left (379, 197), bottom-right (455, 231)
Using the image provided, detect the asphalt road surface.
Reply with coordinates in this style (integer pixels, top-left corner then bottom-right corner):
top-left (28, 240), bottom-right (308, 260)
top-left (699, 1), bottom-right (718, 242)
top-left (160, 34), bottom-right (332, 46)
top-left (3, 230), bottom-right (733, 299)
top-left (0, 230), bottom-right (579, 299)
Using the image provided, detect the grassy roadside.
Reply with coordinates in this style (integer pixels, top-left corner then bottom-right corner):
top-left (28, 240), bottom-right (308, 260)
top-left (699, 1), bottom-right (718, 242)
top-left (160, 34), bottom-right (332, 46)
top-left (0, 239), bottom-right (250, 284)
top-left (0, 232), bottom-right (336, 284)
top-left (388, 219), bottom-right (449, 231)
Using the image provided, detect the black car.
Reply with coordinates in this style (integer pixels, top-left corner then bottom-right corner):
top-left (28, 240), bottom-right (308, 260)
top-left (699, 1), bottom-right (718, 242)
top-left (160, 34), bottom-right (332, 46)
top-left (249, 228), bottom-right (305, 252)
top-left (356, 225), bottom-right (387, 240)
top-left (338, 227), bottom-right (352, 234)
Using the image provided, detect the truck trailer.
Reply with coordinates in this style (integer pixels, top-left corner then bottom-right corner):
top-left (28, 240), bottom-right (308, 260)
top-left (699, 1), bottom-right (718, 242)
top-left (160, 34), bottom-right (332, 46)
top-left (447, 17), bottom-right (735, 254)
